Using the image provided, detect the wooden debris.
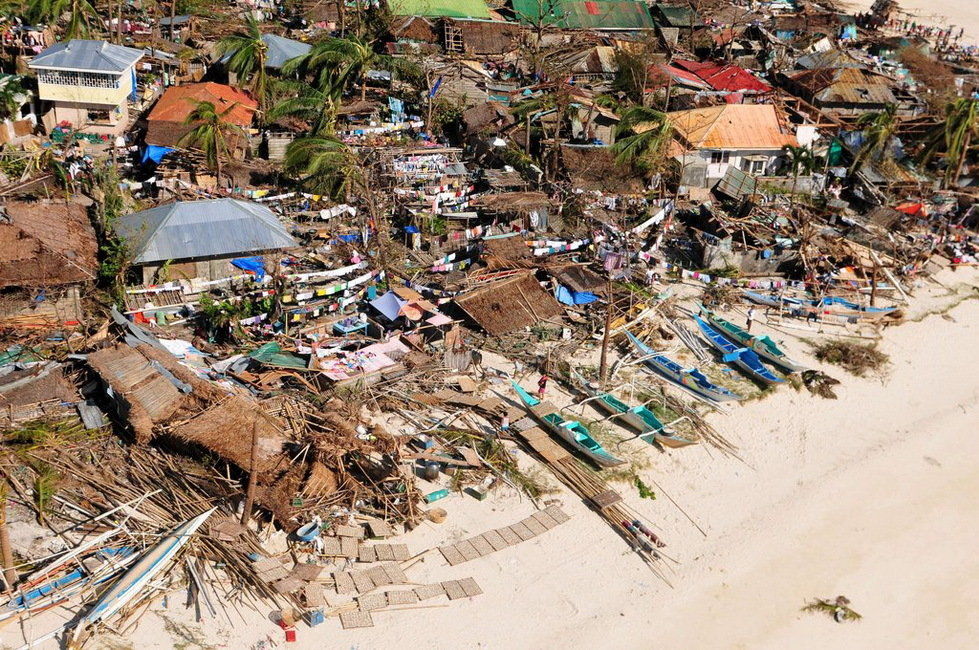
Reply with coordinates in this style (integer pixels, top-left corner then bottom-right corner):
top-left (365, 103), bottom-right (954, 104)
top-left (339, 610), bottom-right (374, 629)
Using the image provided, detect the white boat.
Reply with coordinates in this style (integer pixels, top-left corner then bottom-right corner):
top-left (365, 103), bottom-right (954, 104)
top-left (72, 508), bottom-right (216, 638)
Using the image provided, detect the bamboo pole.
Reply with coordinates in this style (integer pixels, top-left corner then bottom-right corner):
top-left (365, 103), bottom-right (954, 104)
top-left (0, 484), bottom-right (16, 592)
top-left (240, 422), bottom-right (259, 526)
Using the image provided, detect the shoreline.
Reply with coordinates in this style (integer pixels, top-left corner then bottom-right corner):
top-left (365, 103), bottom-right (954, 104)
top-left (57, 269), bottom-right (979, 650)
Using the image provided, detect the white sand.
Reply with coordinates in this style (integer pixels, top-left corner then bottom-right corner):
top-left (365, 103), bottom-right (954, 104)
top-left (846, 0), bottom-right (979, 44)
top-left (3, 270), bottom-right (977, 649)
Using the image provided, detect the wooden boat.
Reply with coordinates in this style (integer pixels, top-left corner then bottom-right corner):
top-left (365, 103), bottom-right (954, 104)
top-left (692, 315), bottom-right (784, 384)
top-left (743, 290), bottom-right (896, 321)
top-left (73, 508), bottom-right (216, 637)
top-left (510, 382), bottom-right (626, 467)
top-left (703, 310), bottom-right (805, 373)
top-left (0, 546), bottom-right (137, 622)
top-left (571, 371), bottom-right (698, 448)
top-left (626, 332), bottom-right (741, 402)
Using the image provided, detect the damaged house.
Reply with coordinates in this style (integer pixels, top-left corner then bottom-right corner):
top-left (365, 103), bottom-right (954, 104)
top-left (782, 66), bottom-right (924, 119)
top-left (668, 103), bottom-right (797, 189)
top-left (115, 198), bottom-right (298, 285)
top-left (0, 201), bottom-right (97, 327)
top-left (453, 270), bottom-right (564, 335)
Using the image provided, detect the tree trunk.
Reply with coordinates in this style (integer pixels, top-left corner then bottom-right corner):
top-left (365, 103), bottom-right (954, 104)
top-left (240, 422), bottom-right (259, 525)
top-left (116, 0), bottom-right (122, 44)
top-left (361, 72), bottom-right (367, 102)
top-left (952, 130), bottom-right (971, 188)
top-left (215, 153), bottom-right (222, 192)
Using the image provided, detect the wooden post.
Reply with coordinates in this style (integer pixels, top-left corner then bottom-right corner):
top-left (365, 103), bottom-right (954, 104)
top-left (0, 486), bottom-right (16, 592)
top-left (240, 422), bottom-right (259, 526)
top-left (869, 258), bottom-right (878, 307)
top-left (599, 276), bottom-right (614, 387)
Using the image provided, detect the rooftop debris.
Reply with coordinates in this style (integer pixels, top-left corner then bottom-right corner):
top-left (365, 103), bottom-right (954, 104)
top-left (0, 0), bottom-right (975, 644)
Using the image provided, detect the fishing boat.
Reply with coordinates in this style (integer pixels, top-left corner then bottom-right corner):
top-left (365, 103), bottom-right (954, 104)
top-left (72, 508), bottom-right (216, 638)
top-left (626, 332), bottom-right (741, 402)
top-left (0, 546), bottom-right (137, 622)
top-left (691, 315), bottom-right (784, 384)
top-left (703, 310), bottom-right (805, 373)
top-left (743, 290), bottom-right (896, 321)
top-left (742, 290), bottom-right (802, 309)
top-left (816, 295), bottom-right (897, 315)
top-left (570, 371), bottom-right (698, 448)
top-left (510, 382), bottom-right (626, 467)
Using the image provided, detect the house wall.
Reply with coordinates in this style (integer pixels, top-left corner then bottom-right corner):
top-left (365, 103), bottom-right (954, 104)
top-left (36, 67), bottom-right (134, 134)
top-left (138, 256), bottom-right (245, 285)
top-left (677, 148), bottom-right (787, 186)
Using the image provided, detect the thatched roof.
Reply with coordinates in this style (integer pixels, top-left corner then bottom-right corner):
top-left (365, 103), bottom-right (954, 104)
top-left (0, 201), bottom-right (97, 288)
top-left (168, 396), bottom-right (288, 474)
top-left (454, 271), bottom-right (564, 335)
top-left (86, 343), bottom-right (229, 443)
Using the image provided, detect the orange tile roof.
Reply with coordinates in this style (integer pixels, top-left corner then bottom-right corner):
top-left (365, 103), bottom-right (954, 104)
top-left (147, 82), bottom-right (258, 126)
top-left (667, 104), bottom-right (796, 151)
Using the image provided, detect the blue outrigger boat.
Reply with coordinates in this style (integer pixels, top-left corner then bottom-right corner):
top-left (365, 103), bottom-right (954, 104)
top-left (703, 310), bottom-right (805, 373)
top-left (571, 370), bottom-right (698, 448)
top-left (626, 332), bottom-right (741, 403)
top-left (691, 315), bottom-right (784, 384)
top-left (511, 382), bottom-right (626, 467)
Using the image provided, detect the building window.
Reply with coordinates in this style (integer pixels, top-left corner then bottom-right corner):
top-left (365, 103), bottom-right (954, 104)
top-left (710, 151), bottom-right (730, 164)
top-left (87, 109), bottom-right (112, 124)
top-left (741, 158), bottom-right (767, 175)
top-left (37, 70), bottom-right (121, 89)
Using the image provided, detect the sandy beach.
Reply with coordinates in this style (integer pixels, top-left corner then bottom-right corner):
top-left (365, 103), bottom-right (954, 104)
top-left (846, 0), bottom-right (979, 44)
top-left (10, 269), bottom-right (968, 650)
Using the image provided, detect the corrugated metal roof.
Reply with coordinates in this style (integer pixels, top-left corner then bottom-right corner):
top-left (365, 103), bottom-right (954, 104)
top-left (790, 67), bottom-right (897, 105)
top-left (116, 199), bottom-right (298, 264)
top-left (29, 39), bottom-right (143, 73)
top-left (513, 0), bottom-right (655, 30)
top-left (147, 82), bottom-right (257, 125)
top-left (668, 104), bottom-right (796, 150)
top-left (262, 34), bottom-right (312, 69)
top-left (389, 0), bottom-right (491, 18)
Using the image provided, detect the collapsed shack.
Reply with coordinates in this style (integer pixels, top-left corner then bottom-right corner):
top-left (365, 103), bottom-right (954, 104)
top-left (0, 200), bottom-right (98, 328)
top-left (83, 320), bottom-right (422, 530)
top-left (454, 271), bottom-right (564, 336)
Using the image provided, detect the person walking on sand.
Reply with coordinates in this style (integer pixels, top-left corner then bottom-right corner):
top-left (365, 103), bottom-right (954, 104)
top-left (746, 307), bottom-right (756, 332)
top-left (537, 374), bottom-right (549, 399)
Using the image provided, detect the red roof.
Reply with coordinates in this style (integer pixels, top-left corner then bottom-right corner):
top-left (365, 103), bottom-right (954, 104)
top-left (147, 82), bottom-right (258, 126)
top-left (658, 59), bottom-right (773, 94)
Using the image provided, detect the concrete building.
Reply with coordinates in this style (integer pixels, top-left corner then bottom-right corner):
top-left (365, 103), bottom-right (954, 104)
top-left (28, 39), bottom-right (144, 136)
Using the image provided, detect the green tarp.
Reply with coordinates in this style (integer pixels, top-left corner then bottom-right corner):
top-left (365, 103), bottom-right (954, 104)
top-left (388, 0), bottom-right (492, 18)
top-left (248, 343), bottom-right (310, 370)
top-left (512, 0), bottom-right (654, 30)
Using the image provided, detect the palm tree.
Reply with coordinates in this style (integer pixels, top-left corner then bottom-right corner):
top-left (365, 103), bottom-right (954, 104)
top-left (282, 135), bottom-right (358, 199)
top-left (0, 75), bottom-right (29, 122)
top-left (511, 89), bottom-right (573, 180)
top-left (27, 0), bottom-right (98, 39)
top-left (849, 104), bottom-right (898, 173)
top-left (920, 98), bottom-right (979, 189)
top-left (611, 106), bottom-right (674, 173)
top-left (782, 144), bottom-right (816, 208)
top-left (283, 36), bottom-right (418, 101)
top-left (266, 81), bottom-right (342, 136)
top-left (216, 16), bottom-right (270, 115)
top-left (177, 100), bottom-right (247, 187)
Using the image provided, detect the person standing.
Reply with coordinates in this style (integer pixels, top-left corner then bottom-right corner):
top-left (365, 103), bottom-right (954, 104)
top-left (537, 374), bottom-right (549, 399)
top-left (746, 307), bottom-right (756, 332)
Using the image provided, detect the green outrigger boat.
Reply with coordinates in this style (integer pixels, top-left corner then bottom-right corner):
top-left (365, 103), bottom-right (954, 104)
top-left (511, 382), bottom-right (626, 467)
top-left (571, 370), bottom-right (698, 448)
top-left (703, 309), bottom-right (806, 373)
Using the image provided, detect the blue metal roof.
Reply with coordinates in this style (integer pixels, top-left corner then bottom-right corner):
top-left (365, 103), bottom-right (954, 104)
top-left (28, 39), bottom-right (144, 73)
top-left (262, 34), bottom-right (312, 69)
top-left (116, 199), bottom-right (298, 264)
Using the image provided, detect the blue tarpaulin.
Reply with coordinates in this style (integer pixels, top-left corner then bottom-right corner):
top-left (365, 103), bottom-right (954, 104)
top-left (141, 145), bottom-right (175, 164)
top-left (231, 256), bottom-right (266, 279)
top-left (370, 291), bottom-right (407, 321)
top-left (556, 285), bottom-right (599, 305)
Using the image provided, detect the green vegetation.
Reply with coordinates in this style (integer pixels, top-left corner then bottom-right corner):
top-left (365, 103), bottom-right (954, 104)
top-left (812, 341), bottom-right (889, 377)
